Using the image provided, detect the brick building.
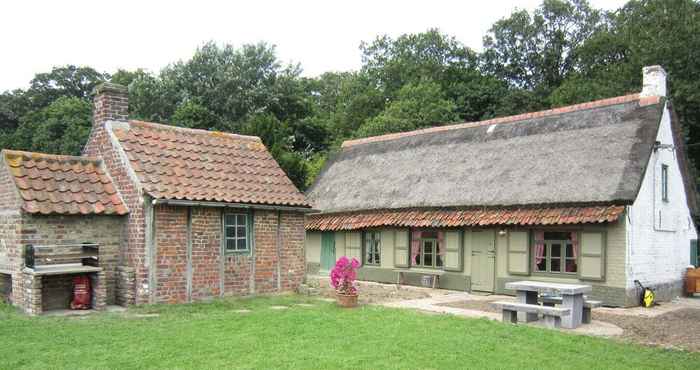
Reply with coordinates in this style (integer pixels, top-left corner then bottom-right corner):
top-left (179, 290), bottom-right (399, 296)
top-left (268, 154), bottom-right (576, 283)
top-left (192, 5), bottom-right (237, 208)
top-left (0, 83), bottom-right (310, 314)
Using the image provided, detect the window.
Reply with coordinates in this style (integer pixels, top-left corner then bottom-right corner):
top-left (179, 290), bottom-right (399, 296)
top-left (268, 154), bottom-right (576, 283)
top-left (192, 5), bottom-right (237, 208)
top-left (661, 164), bottom-right (669, 202)
top-left (413, 231), bottom-right (443, 269)
top-left (363, 231), bottom-right (381, 266)
top-left (224, 213), bottom-right (249, 252)
top-left (533, 231), bottom-right (577, 274)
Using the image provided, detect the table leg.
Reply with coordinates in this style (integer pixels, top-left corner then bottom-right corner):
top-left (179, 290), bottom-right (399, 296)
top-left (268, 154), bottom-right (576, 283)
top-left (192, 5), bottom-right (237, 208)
top-left (561, 293), bottom-right (584, 329)
top-left (516, 290), bottom-right (538, 322)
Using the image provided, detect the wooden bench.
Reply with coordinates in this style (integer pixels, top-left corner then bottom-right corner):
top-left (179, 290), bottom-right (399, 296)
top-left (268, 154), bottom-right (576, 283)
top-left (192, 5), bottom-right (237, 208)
top-left (539, 296), bottom-right (602, 324)
top-left (492, 301), bottom-right (571, 329)
top-left (25, 243), bottom-right (99, 269)
top-left (393, 268), bottom-right (445, 289)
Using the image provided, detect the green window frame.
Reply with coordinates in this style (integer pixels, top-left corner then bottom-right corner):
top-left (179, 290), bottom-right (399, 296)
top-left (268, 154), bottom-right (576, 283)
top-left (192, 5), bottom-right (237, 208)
top-left (533, 232), bottom-right (577, 275)
top-left (363, 231), bottom-right (381, 266)
top-left (661, 164), bottom-right (669, 202)
top-left (414, 237), bottom-right (443, 269)
top-left (224, 212), bottom-right (249, 253)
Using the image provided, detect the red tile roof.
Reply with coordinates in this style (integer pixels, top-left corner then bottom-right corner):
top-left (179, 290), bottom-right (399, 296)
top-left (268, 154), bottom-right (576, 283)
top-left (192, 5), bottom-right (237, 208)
top-left (112, 120), bottom-right (310, 207)
top-left (2, 150), bottom-right (128, 215)
top-left (342, 94), bottom-right (661, 148)
top-left (306, 205), bottom-right (625, 231)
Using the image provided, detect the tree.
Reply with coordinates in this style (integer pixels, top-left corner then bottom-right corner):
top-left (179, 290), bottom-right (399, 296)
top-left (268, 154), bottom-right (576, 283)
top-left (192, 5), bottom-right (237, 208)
top-left (26, 65), bottom-right (108, 108)
top-left (356, 81), bottom-right (459, 138)
top-left (11, 96), bottom-right (92, 155)
top-left (481, 0), bottom-right (605, 97)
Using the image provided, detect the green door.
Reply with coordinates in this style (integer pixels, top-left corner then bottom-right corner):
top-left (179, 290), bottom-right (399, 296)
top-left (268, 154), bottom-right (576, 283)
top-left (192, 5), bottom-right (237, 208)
top-left (471, 230), bottom-right (495, 292)
top-left (320, 232), bottom-right (336, 274)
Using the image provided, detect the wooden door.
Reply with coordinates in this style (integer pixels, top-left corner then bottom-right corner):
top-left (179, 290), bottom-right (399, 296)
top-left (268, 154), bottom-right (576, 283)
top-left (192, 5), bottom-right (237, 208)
top-left (320, 232), bottom-right (336, 273)
top-left (471, 230), bottom-right (495, 292)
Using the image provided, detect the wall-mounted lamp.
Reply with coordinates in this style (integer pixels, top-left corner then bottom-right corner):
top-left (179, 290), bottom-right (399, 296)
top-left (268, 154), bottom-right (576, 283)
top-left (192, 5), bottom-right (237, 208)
top-left (498, 229), bottom-right (507, 237)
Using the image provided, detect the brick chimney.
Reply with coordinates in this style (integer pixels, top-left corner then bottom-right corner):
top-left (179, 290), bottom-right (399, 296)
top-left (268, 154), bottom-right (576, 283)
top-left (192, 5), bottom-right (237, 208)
top-left (93, 83), bottom-right (129, 126)
top-left (641, 65), bottom-right (667, 98)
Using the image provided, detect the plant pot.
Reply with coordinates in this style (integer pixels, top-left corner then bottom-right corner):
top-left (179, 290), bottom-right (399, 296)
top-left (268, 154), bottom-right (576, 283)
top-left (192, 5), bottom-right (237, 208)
top-left (336, 292), bottom-right (358, 308)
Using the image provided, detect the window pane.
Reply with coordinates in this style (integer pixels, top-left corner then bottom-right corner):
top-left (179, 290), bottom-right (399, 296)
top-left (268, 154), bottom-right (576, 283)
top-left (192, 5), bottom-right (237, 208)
top-left (565, 259), bottom-right (577, 273)
top-left (237, 238), bottom-right (247, 250)
top-left (237, 226), bottom-right (246, 238)
top-left (415, 254), bottom-right (421, 266)
top-left (565, 244), bottom-right (574, 259)
top-left (225, 227), bottom-right (236, 238)
top-left (236, 214), bottom-right (246, 225)
top-left (551, 244), bottom-right (561, 257)
top-left (436, 254), bottom-right (443, 267)
top-left (424, 253), bottom-right (432, 266)
top-left (226, 239), bottom-right (236, 251)
top-left (551, 258), bottom-right (561, 272)
top-left (225, 215), bottom-right (236, 226)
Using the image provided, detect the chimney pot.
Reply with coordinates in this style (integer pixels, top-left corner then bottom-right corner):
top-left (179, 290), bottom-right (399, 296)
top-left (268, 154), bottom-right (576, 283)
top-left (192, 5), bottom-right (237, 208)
top-left (93, 82), bottom-right (128, 126)
top-left (641, 65), bottom-right (667, 98)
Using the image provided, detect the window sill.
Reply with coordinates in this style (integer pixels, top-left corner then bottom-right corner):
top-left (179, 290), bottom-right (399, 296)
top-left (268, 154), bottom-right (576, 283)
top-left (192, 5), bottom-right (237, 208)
top-left (225, 250), bottom-right (251, 255)
top-left (531, 272), bottom-right (579, 279)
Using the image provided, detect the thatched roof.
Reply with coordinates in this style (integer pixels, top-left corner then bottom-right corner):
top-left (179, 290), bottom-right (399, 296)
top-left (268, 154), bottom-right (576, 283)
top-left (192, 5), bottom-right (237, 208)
top-left (307, 94), bottom-right (664, 214)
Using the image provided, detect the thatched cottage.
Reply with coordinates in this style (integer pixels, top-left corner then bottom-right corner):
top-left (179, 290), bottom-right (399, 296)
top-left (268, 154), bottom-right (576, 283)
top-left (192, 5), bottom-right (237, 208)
top-left (0, 83), bottom-right (311, 314)
top-left (305, 66), bottom-right (698, 306)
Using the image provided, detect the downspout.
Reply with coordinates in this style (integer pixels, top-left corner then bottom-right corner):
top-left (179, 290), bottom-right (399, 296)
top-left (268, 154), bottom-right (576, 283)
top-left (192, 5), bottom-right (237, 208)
top-left (276, 210), bottom-right (282, 291)
top-left (186, 207), bottom-right (193, 303)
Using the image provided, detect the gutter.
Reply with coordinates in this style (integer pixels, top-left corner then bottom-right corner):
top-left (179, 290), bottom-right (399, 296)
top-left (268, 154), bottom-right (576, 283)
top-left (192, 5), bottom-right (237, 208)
top-left (151, 198), bottom-right (316, 213)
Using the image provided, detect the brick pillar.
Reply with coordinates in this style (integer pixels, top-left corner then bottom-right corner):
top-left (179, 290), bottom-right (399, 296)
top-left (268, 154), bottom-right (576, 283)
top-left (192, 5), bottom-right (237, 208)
top-left (90, 271), bottom-right (107, 310)
top-left (22, 272), bottom-right (42, 315)
top-left (92, 83), bottom-right (129, 126)
top-left (115, 266), bottom-right (135, 306)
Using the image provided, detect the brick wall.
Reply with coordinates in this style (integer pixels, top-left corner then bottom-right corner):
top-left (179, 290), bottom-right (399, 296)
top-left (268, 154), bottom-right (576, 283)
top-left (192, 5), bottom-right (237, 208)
top-left (191, 207), bottom-right (221, 300)
top-left (279, 212), bottom-right (305, 291)
top-left (253, 210), bottom-right (279, 293)
top-left (153, 205), bottom-right (188, 304)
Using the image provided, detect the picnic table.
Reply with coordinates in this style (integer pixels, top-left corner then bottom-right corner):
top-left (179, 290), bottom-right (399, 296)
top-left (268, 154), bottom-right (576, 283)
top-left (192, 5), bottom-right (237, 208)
top-left (505, 280), bottom-right (591, 329)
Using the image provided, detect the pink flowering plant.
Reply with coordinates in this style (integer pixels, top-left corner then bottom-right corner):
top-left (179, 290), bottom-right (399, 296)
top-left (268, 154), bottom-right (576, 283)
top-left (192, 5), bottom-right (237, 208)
top-left (330, 256), bottom-right (360, 295)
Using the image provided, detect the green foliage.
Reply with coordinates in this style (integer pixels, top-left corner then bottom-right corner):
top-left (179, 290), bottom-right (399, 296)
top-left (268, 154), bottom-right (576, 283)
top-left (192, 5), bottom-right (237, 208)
top-left (482, 0), bottom-right (605, 94)
top-left (171, 101), bottom-right (221, 130)
top-left (12, 96), bottom-right (92, 155)
top-left (357, 81), bottom-right (458, 138)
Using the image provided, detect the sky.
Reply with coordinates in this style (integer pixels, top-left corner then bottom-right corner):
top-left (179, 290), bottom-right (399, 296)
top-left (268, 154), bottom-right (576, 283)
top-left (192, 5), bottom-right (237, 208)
top-left (1, 0), bottom-right (628, 91)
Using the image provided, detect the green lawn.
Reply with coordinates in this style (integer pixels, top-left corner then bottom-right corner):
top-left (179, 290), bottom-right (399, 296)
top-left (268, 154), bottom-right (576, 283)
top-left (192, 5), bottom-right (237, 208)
top-left (0, 295), bottom-right (697, 369)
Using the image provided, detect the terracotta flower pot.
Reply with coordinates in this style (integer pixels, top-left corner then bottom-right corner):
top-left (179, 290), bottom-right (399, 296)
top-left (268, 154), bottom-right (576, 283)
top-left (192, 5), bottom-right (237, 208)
top-left (336, 292), bottom-right (359, 308)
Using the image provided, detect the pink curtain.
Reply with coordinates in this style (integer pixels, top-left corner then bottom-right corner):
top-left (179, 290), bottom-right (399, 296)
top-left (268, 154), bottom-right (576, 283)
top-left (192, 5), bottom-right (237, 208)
top-left (437, 231), bottom-right (445, 257)
top-left (411, 230), bottom-right (421, 265)
top-left (570, 232), bottom-right (578, 258)
top-left (534, 230), bottom-right (545, 264)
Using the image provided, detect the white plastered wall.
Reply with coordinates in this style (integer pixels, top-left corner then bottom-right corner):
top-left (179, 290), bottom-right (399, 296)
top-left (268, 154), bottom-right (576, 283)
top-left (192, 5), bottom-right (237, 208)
top-left (626, 102), bottom-right (698, 291)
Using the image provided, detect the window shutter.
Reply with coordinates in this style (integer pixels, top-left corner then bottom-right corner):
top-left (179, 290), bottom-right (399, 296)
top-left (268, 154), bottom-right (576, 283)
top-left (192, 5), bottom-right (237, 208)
top-left (579, 232), bottom-right (606, 281)
top-left (691, 239), bottom-right (698, 267)
top-left (443, 230), bottom-right (463, 272)
top-left (394, 229), bottom-right (409, 268)
top-left (507, 231), bottom-right (529, 275)
top-left (345, 232), bottom-right (362, 263)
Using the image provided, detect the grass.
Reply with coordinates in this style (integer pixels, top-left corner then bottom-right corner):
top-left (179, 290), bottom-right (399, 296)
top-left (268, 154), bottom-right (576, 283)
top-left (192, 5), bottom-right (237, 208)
top-left (0, 295), bottom-right (698, 369)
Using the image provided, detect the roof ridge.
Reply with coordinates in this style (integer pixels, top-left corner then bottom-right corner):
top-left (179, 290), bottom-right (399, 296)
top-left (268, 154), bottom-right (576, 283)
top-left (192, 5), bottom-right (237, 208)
top-left (2, 149), bottom-right (102, 163)
top-left (342, 93), bottom-right (660, 148)
top-left (129, 120), bottom-right (262, 142)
